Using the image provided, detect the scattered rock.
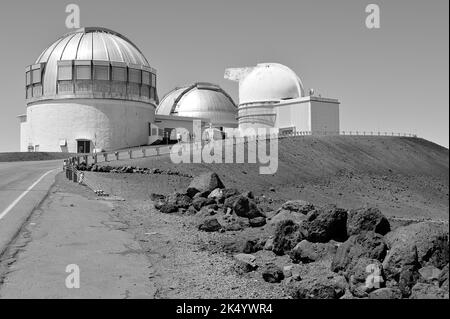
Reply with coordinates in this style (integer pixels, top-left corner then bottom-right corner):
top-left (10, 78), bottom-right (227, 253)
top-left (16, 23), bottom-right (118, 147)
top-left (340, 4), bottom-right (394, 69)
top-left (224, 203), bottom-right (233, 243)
top-left (187, 171), bottom-right (225, 198)
top-left (222, 188), bottom-right (240, 199)
top-left (166, 192), bottom-right (192, 209)
top-left (368, 288), bottom-right (402, 299)
top-left (233, 196), bottom-right (264, 219)
top-left (409, 283), bottom-right (448, 299)
top-left (288, 276), bottom-right (347, 299)
top-left (262, 264), bottom-right (284, 283)
top-left (249, 216), bottom-right (266, 228)
top-left (264, 237), bottom-right (274, 251)
top-left (150, 193), bottom-right (165, 201)
top-left (346, 207), bottom-right (390, 236)
top-left (331, 231), bottom-right (387, 273)
top-left (418, 265), bottom-right (442, 283)
top-left (290, 240), bottom-right (337, 263)
top-left (198, 217), bottom-right (221, 232)
top-left (269, 210), bottom-right (308, 226)
top-left (398, 265), bottom-right (421, 297)
top-left (438, 264), bottom-right (449, 291)
top-left (192, 197), bottom-right (208, 211)
top-left (272, 220), bottom-right (304, 256)
top-left (159, 203), bottom-right (178, 214)
top-left (303, 205), bottom-right (348, 243)
top-left (208, 188), bottom-right (224, 201)
top-left (280, 200), bottom-right (315, 214)
top-left (385, 222), bottom-right (449, 269)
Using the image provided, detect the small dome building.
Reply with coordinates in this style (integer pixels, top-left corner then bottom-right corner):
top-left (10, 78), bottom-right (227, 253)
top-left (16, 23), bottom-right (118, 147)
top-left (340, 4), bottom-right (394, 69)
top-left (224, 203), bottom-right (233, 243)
top-left (225, 63), bottom-right (340, 134)
top-left (20, 27), bottom-right (158, 153)
top-left (156, 82), bottom-right (237, 128)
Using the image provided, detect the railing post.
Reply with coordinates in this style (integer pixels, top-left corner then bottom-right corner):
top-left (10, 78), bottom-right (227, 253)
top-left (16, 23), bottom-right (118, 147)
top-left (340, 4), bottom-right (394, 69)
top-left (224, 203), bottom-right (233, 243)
top-left (115, 152), bottom-right (119, 160)
top-left (103, 153), bottom-right (108, 162)
top-left (129, 150), bottom-right (133, 159)
top-left (94, 154), bottom-right (98, 164)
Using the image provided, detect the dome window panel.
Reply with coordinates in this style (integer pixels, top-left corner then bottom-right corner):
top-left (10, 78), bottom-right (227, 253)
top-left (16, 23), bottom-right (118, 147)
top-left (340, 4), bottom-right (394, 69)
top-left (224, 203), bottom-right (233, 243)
top-left (26, 71), bottom-right (32, 86)
top-left (31, 64), bottom-right (43, 84)
top-left (142, 71), bottom-right (151, 85)
top-left (93, 61), bottom-right (110, 81)
top-left (57, 61), bottom-right (73, 81)
top-left (75, 61), bottom-right (92, 80)
top-left (112, 66), bottom-right (127, 82)
top-left (128, 68), bottom-right (142, 84)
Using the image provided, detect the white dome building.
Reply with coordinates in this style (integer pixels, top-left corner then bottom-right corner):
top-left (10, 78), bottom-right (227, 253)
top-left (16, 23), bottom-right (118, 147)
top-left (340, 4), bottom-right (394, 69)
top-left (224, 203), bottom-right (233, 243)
top-left (156, 82), bottom-right (237, 128)
top-left (225, 63), bottom-right (340, 134)
top-left (19, 27), bottom-right (158, 153)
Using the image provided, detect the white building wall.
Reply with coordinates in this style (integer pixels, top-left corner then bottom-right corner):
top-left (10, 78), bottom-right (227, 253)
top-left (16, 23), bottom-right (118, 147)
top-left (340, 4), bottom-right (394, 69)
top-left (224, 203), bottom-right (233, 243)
top-left (310, 100), bottom-right (340, 133)
top-left (22, 99), bottom-right (155, 152)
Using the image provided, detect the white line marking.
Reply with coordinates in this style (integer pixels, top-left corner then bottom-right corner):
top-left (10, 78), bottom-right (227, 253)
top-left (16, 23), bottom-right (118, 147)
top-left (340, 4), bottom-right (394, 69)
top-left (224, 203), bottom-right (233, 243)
top-left (0, 169), bottom-right (57, 221)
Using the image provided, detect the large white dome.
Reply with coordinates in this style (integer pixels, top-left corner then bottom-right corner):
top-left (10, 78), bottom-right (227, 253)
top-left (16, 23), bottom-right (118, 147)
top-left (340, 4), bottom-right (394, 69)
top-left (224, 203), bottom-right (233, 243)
top-left (156, 83), bottom-right (237, 127)
top-left (238, 63), bottom-right (305, 104)
top-left (26, 27), bottom-right (157, 105)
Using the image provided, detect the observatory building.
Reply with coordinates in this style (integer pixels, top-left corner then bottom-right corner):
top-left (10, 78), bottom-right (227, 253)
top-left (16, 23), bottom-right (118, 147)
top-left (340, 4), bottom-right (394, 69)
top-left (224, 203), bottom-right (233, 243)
top-left (225, 63), bottom-right (340, 135)
top-left (19, 27), bottom-right (158, 153)
top-left (18, 27), bottom-right (340, 153)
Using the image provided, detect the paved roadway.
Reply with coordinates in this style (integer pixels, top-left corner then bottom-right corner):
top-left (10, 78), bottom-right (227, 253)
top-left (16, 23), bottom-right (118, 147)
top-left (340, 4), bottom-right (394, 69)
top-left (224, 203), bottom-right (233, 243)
top-left (0, 160), bottom-right (62, 255)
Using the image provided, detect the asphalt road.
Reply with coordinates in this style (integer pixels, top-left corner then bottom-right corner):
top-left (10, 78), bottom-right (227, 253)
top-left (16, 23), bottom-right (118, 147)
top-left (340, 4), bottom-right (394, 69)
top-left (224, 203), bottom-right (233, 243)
top-left (0, 160), bottom-right (62, 255)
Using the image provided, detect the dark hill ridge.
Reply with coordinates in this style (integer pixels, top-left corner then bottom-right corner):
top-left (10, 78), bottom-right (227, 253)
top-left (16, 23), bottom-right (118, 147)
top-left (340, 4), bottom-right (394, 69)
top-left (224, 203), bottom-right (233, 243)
top-left (96, 136), bottom-right (449, 221)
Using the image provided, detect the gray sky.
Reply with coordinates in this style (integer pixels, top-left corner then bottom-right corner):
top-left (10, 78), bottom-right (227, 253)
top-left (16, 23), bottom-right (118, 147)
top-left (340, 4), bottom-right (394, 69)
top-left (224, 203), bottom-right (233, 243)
top-left (0, 0), bottom-right (448, 151)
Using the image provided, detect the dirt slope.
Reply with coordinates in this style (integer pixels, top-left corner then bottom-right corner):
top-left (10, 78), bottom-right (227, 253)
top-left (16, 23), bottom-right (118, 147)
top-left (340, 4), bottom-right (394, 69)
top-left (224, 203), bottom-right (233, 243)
top-left (97, 136), bottom-right (449, 220)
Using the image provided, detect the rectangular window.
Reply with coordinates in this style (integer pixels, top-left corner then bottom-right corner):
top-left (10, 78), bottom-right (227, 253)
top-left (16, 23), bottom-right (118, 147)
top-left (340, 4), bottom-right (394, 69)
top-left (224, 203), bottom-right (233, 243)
top-left (94, 65), bottom-right (109, 80)
top-left (32, 69), bottom-right (41, 84)
top-left (141, 85), bottom-right (150, 98)
top-left (112, 67), bottom-right (127, 81)
top-left (76, 65), bottom-right (91, 80)
top-left (26, 71), bottom-right (32, 86)
top-left (129, 68), bottom-right (141, 84)
top-left (150, 87), bottom-right (156, 100)
top-left (58, 65), bottom-right (73, 81)
top-left (142, 71), bottom-right (150, 85)
top-left (151, 73), bottom-right (156, 87)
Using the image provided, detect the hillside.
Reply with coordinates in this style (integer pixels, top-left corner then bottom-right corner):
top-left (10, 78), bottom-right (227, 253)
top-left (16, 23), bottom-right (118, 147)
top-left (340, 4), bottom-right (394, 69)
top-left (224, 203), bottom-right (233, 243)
top-left (95, 136), bottom-right (449, 220)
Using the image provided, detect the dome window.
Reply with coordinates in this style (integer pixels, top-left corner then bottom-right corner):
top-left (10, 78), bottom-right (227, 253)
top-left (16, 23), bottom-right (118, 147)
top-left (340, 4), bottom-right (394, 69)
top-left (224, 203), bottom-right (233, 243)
top-left (128, 67), bottom-right (142, 84)
top-left (75, 61), bottom-right (92, 80)
top-left (57, 61), bottom-right (73, 81)
top-left (111, 62), bottom-right (127, 82)
top-left (93, 61), bottom-right (110, 81)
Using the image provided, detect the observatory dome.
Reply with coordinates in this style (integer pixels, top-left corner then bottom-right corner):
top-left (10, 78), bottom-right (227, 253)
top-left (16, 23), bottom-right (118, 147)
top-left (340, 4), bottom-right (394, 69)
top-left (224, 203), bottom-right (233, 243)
top-left (238, 63), bottom-right (305, 104)
top-left (156, 83), bottom-right (237, 127)
top-left (26, 27), bottom-right (157, 104)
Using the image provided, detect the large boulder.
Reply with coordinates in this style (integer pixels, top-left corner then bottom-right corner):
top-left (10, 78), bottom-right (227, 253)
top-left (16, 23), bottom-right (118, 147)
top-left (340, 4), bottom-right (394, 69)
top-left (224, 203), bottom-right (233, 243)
top-left (272, 220), bottom-right (305, 256)
top-left (269, 210), bottom-right (308, 226)
top-left (383, 222), bottom-right (449, 282)
top-left (288, 276), bottom-right (348, 299)
top-left (368, 288), bottom-right (402, 299)
top-left (331, 231), bottom-right (388, 273)
top-left (262, 264), bottom-right (285, 283)
top-left (232, 195), bottom-right (264, 219)
top-left (166, 192), bottom-right (192, 209)
top-left (290, 240), bottom-right (337, 263)
top-left (409, 283), bottom-right (448, 299)
top-left (198, 217), bottom-right (222, 232)
top-left (186, 172), bottom-right (225, 197)
top-left (302, 205), bottom-right (348, 243)
top-left (279, 200), bottom-right (315, 214)
top-left (346, 207), bottom-right (390, 236)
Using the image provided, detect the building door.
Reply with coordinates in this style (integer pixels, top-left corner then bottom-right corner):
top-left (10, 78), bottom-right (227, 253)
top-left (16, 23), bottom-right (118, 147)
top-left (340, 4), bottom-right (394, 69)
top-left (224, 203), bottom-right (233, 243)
top-left (77, 140), bottom-right (91, 154)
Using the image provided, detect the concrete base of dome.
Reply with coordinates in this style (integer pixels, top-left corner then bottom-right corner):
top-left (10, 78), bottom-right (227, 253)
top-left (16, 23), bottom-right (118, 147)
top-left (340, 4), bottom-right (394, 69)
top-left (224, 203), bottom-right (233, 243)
top-left (20, 99), bottom-right (155, 153)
